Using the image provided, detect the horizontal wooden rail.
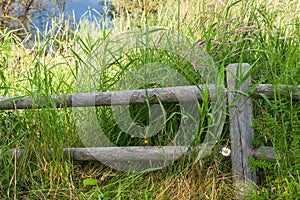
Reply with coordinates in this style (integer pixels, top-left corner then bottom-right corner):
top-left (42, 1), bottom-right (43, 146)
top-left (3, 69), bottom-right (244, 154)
top-left (0, 145), bottom-right (208, 162)
top-left (0, 84), bottom-right (299, 110)
top-left (255, 84), bottom-right (300, 101)
top-left (0, 146), bottom-right (276, 162)
top-left (0, 84), bottom-right (218, 110)
top-left (251, 146), bottom-right (275, 162)
top-left (251, 146), bottom-right (300, 162)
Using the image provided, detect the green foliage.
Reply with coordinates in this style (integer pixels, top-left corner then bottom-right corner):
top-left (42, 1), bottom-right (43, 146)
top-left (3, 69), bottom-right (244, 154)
top-left (83, 178), bottom-right (99, 186)
top-left (0, 28), bottom-right (21, 95)
top-left (252, 96), bottom-right (300, 198)
top-left (0, 0), bottom-right (299, 198)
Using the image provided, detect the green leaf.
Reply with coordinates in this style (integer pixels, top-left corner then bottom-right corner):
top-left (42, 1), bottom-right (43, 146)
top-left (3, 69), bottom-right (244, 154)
top-left (83, 178), bottom-right (99, 187)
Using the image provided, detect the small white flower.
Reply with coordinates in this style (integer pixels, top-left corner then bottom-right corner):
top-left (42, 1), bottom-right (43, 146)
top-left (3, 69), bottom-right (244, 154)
top-left (220, 147), bottom-right (231, 156)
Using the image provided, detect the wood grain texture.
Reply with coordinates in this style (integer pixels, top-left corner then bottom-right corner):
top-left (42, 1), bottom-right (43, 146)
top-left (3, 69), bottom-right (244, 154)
top-left (1, 83), bottom-right (299, 110)
top-left (252, 146), bottom-right (300, 162)
top-left (0, 84), bottom-right (218, 110)
top-left (0, 145), bottom-right (278, 162)
top-left (227, 63), bottom-right (257, 192)
top-left (255, 84), bottom-right (300, 101)
top-left (0, 144), bottom-right (213, 162)
top-left (251, 146), bottom-right (275, 162)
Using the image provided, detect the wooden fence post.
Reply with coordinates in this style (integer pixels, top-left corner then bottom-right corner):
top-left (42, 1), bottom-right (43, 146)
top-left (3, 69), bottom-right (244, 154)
top-left (227, 63), bottom-right (257, 195)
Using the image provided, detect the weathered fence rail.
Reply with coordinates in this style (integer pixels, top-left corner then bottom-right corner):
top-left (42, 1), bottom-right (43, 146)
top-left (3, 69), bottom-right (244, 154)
top-left (0, 145), bottom-right (209, 162)
top-left (0, 85), bottom-right (217, 109)
top-left (1, 63), bottom-right (299, 196)
top-left (1, 84), bottom-right (299, 110)
top-left (0, 145), bottom-right (277, 162)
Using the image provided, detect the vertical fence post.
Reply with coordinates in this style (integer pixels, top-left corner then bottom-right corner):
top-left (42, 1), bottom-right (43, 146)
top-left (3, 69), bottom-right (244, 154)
top-left (226, 63), bottom-right (257, 195)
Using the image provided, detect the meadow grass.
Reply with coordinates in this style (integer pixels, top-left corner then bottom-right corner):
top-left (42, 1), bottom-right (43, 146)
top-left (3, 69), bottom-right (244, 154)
top-left (0, 0), bottom-right (299, 199)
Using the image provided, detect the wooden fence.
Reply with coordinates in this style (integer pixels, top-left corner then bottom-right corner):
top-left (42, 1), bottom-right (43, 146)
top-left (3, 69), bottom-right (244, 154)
top-left (1, 63), bottom-right (299, 196)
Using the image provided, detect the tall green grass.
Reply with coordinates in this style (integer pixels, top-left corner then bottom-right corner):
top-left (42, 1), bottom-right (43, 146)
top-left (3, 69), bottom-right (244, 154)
top-left (0, 0), bottom-right (299, 198)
